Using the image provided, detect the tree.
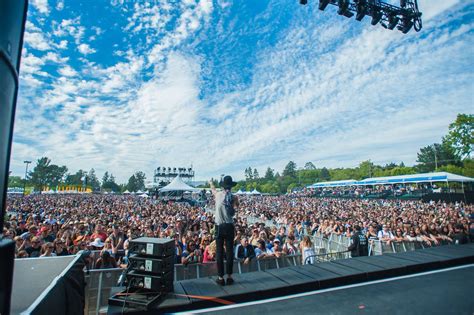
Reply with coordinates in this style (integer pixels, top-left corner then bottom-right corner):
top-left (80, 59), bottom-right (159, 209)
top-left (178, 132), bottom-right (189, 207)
top-left (103, 173), bottom-right (119, 192)
top-left (462, 159), bottom-right (474, 177)
top-left (244, 167), bottom-right (253, 181)
top-left (283, 161), bottom-right (297, 178)
top-left (320, 167), bottom-right (330, 181)
top-left (358, 160), bottom-right (375, 179)
top-left (253, 168), bottom-right (259, 180)
top-left (102, 172), bottom-right (110, 188)
top-left (48, 164), bottom-right (68, 188)
top-left (65, 170), bottom-right (86, 185)
top-left (416, 143), bottom-right (460, 173)
top-left (127, 174), bottom-right (138, 192)
top-left (127, 171), bottom-right (146, 192)
top-left (8, 175), bottom-right (23, 188)
top-left (29, 157), bottom-right (51, 190)
top-left (87, 169), bottom-right (101, 191)
top-left (134, 171), bottom-right (146, 191)
top-left (383, 162), bottom-right (398, 171)
top-left (443, 114), bottom-right (473, 159)
top-left (304, 162), bottom-right (316, 170)
top-left (264, 167), bottom-right (275, 180)
top-left (28, 157), bottom-right (67, 191)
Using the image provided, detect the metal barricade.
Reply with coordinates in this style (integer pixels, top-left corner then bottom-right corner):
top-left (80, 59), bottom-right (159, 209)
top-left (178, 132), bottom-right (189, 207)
top-left (84, 268), bottom-right (123, 315)
top-left (381, 242), bottom-right (395, 254)
top-left (369, 240), bottom-right (383, 256)
top-left (391, 242), bottom-right (406, 253)
top-left (258, 257), bottom-right (278, 271)
top-left (238, 259), bottom-right (260, 273)
top-left (198, 262), bottom-right (218, 278)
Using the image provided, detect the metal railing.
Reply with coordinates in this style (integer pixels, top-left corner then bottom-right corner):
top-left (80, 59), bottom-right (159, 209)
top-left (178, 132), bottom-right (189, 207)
top-left (304, 250), bottom-right (351, 264)
top-left (84, 268), bottom-right (124, 315)
top-left (83, 231), bottom-right (455, 314)
top-left (83, 254), bottom-right (304, 314)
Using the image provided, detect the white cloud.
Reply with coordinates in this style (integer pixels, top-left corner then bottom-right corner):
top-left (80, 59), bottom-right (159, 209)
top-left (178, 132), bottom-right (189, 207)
top-left (31, 0), bottom-right (50, 15)
top-left (44, 51), bottom-right (69, 64)
top-left (78, 43), bottom-right (96, 55)
top-left (24, 31), bottom-right (50, 51)
top-left (58, 65), bottom-right (77, 77)
top-left (56, 0), bottom-right (64, 11)
top-left (57, 40), bottom-right (68, 49)
top-left (419, 0), bottom-right (460, 21)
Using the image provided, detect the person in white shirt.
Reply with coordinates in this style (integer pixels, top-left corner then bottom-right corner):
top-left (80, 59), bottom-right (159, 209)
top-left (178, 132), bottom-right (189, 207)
top-left (377, 225), bottom-right (394, 244)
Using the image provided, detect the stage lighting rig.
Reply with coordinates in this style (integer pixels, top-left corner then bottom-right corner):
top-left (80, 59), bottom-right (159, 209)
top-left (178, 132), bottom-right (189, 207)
top-left (337, 0), bottom-right (354, 18)
top-left (355, 0), bottom-right (367, 21)
top-left (383, 12), bottom-right (400, 30)
top-left (301, 0), bottom-right (422, 34)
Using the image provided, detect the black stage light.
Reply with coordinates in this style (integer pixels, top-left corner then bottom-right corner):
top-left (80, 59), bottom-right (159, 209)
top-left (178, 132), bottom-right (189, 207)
top-left (371, 8), bottom-right (383, 25)
top-left (337, 0), bottom-right (354, 18)
top-left (398, 16), bottom-right (413, 33)
top-left (300, 0), bottom-right (308, 5)
top-left (355, 0), bottom-right (367, 21)
top-left (387, 14), bottom-right (400, 30)
top-left (319, 0), bottom-right (331, 11)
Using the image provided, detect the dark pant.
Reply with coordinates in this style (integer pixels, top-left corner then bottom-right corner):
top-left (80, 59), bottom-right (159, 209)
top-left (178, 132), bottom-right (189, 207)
top-left (215, 223), bottom-right (234, 277)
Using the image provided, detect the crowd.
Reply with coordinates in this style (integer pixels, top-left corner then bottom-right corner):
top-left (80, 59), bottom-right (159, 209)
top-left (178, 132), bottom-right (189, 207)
top-left (2, 193), bottom-right (473, 268)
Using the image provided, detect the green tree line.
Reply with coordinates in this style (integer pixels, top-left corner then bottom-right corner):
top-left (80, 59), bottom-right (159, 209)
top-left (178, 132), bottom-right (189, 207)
top-left (8, 157), bottom-right (146, 193)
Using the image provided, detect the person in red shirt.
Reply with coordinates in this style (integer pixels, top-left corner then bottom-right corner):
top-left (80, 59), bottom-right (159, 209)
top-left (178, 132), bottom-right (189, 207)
top-left (90, 224), bottom-right (107, 242)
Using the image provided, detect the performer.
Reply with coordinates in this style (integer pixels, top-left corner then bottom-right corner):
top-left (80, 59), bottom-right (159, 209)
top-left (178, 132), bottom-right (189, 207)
top-left (209, 175), bottom-right (239, 285)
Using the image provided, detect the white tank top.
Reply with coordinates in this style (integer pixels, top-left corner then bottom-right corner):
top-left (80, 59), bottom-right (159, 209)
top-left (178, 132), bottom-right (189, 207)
top-left (302, 246), bottom-right (315, 264)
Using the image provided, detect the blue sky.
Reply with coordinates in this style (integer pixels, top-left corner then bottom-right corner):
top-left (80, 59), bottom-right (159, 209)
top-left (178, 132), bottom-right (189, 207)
top-left (10, 0), bottom-right (474, 182)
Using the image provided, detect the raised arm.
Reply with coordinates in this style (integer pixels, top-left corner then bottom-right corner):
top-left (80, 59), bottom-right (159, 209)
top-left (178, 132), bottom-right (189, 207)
top-left (209, 180), bottom-right (217, 196)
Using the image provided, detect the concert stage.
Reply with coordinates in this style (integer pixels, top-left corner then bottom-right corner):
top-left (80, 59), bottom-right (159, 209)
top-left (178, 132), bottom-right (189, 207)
top-left (108, 243), bottom-right (474, 314)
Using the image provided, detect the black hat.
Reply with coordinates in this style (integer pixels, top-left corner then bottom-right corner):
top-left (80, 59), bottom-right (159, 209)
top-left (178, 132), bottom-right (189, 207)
top-left (221, 175), bottom-right (237, 189)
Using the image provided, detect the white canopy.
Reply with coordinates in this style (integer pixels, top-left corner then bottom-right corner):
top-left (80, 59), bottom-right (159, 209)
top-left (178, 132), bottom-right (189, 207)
top-left (139, 193), bottom-right (149, 198)
top-left (235, 189), bottom-right (246, 195)
top-left (308, 172), bottom-right (474, 188)
top-left (136, 190), bottom-right (145, 194)
top-left (251, 189), bottom-right (261, 195)
top-left (159, 175), bottom-right (200, 192)
top-left (123, 190), bottom-right (130, 194)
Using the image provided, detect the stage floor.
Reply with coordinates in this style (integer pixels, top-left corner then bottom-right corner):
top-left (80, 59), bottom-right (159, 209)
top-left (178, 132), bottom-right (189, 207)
top-left (190, 265), bottom-right (474, 315)
top-left (108, 243), bottom-right (474, 314)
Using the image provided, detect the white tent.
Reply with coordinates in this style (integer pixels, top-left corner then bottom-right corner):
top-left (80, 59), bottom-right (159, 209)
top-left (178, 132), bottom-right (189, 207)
top-left (139, 193), bottom-right (149, 198)
top-left (251, 189), bottom-right (261, 195)
top-left (159, 175), bottom-right (200, 192)
top-left (136, 190), bottom-right (144, 194)
top-left (235, 189), bottom-right (245, 195)
top-left (308, 172), bottom-right (474, 188)
top-left (123, 190), bottom-right (130, 194)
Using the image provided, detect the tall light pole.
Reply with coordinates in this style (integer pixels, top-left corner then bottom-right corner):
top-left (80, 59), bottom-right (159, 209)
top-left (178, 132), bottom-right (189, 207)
top-left (23, 160), bottom-right (31, 196)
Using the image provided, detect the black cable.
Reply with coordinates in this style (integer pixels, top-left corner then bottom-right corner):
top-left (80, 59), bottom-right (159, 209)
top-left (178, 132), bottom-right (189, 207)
top-left (121, 278), bottom-right (135, 315)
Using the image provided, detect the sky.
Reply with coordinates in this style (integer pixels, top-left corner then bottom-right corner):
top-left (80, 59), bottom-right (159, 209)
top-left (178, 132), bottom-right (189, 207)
top-left (9, 0), bottom-right (474, 183)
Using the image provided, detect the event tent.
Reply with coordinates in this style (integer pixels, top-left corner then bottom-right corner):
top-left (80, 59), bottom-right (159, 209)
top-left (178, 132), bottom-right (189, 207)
top-left (159, 175), bottom-right (200, 192)
top-left (251, 189), bottom-right (261, 195)
top-left (308, 172), bottom-right (474, 188)
top-left (308, 179), bottom-right (358, 188)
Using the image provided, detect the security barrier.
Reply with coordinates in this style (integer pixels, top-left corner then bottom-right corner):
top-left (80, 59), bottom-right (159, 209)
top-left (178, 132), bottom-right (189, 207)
top-left (84, 268), bottom-right (123, 315)
top-left (83, 231), bottom-right (453, 314)
top-left (83, 255), bottom-right (302, 314)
